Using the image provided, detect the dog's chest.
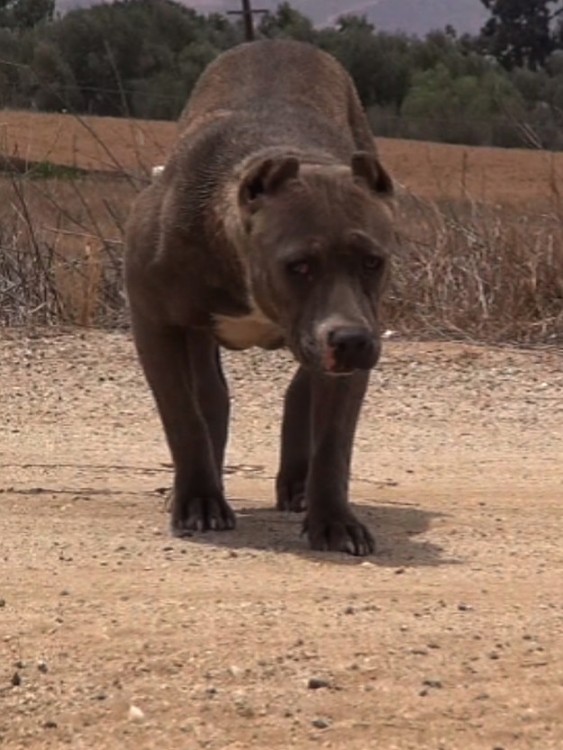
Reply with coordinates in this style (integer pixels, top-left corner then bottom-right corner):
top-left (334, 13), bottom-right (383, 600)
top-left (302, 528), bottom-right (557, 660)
top-left (213, 305), bottom-right (284, 350)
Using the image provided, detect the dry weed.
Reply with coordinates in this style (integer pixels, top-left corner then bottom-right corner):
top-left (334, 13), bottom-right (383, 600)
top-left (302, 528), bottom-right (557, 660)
top-left (0, 174), bottom-right (135, 326)
top-left (0, 167), bottom-right (561, 346)
top-left (389, 190), bottom-right (563, 345)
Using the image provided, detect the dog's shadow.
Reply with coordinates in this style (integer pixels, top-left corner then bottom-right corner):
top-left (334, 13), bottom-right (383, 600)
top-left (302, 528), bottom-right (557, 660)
top-left (181, 498), bottom-right (454, 568)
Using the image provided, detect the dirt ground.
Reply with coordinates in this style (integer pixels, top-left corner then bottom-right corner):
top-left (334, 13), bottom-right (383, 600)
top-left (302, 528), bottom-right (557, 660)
top-left (0, 330), bottom-right (562, 749)
top-left (2, 109), bottom-right (563, 207)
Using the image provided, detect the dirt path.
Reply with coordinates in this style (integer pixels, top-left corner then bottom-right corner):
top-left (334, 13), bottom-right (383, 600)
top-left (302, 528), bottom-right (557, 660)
top-left (1, 331), bottom-right (562, 749)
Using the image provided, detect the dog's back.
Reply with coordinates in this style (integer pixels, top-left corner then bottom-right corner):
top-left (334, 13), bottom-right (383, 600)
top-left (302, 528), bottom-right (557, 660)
top-left (176, 39), bottom-right (376, 166)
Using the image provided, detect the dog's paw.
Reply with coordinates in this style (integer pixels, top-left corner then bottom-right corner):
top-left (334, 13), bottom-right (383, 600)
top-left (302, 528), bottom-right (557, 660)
top-left (304, 513), bottom-right (375, 556)
top-left (171, 492), bottom-right (236, 535)
top-left (276, 478), bottom-right (307, 513)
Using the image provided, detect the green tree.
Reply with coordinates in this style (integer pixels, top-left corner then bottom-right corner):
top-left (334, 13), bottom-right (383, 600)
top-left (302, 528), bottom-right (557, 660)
top-left (0, 27), bottom-right (22, 105)
top-left (258, 2), bottom-right (315, 42)
top-left (0, 0), bottom-right (54, 29)
top-left (401, 62), bottom-right (523, 144)
top-left (26, 40), bottom-right (82, 111)
top-left (316, 16), bottom-right (383, 106)
top-left (47, 0), bottom-right (223, 116)
top-left (480, 0), bottom-right (563, 71)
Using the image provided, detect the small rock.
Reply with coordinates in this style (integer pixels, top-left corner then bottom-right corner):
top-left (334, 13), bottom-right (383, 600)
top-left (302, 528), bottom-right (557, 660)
top-left (43, 720), bottom-right (58, 729)
top-left (344, 605), bottom-right (355, 615)
top-left (233, 690), bottom-right (254, 718)
top-left (11, 672), bottom-right (21, 687)
top-left (128, 705), bottom-right (145, 722)
top-left (422, 679), bottom-right (443, 689)
top-left (228, 665), bottom-right (243, 678)
top-left (0, 598), bottom-right (5, 608)
top-left (236, 704), bottom-right (255, 719)
top-left (458, 603), bottom-right (473, 612)
top-left (312, 718), bottom-right (331, 729)
top-left (308, 677), bottom-right (330, 690)
top-left (37, 660), bottom-right (48, 674)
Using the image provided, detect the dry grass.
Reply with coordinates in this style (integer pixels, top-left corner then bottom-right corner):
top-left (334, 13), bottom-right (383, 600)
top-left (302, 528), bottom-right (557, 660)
top-left (388, 191), bottom-right (563, 345)
top-left (1, 170), bottom-right (561, 346)
top-left (0, 174), bottom-right (137, 326)
top-left (0, 109), bottom-right (562, 344)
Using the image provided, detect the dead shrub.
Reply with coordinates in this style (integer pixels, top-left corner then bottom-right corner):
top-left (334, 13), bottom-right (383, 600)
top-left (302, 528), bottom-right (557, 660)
top-left (0, 167), bottom-right (561, 346)
top-left (0, 173), bottom-right (139, 327)
top-left (387, 191), bottom-right (563, 345)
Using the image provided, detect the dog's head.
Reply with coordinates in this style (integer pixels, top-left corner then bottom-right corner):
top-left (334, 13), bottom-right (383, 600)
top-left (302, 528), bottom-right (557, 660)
top-left (238, 152), bottom-right (395, 374)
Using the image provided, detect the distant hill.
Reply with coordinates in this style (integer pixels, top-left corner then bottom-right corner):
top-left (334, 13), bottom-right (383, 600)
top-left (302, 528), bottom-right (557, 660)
top-left (55, 0), bottom-right (490, 37)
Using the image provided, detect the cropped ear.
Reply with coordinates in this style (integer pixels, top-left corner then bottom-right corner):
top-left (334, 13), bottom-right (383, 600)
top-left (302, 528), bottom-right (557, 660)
top-left (351, 151), bottom-right (394, 198)
top-left (239, 156), bottom-right (300, 215)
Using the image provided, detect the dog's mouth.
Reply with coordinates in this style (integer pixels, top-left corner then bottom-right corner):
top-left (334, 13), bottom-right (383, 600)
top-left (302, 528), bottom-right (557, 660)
top-left (321, 345), bottom-right (357, 375)
top-left (289, 335), bottom-right (377, 376)
top-left (324, 362), bottom-right (358, 376)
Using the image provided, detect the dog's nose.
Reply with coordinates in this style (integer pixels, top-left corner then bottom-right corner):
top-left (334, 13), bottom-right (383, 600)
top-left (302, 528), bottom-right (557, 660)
top-left (327, 327), bottom-right (378, 371)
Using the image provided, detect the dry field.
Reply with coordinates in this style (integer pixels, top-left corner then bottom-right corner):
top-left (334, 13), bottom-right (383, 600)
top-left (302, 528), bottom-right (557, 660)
top-left (1, 109), bottom-right (562, 749)
top-left (2, 108), bottom-right (563, 208)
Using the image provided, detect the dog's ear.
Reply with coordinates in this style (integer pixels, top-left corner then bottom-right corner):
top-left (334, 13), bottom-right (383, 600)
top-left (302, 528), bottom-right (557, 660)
top-left (351, 151), bottom-right (394, 198)
top-left (239, 156), bottom-right (300, 215)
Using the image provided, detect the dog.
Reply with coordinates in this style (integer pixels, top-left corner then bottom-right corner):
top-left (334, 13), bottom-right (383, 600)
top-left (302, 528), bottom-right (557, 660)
top-left (124, 39), bottom-right (396, 555)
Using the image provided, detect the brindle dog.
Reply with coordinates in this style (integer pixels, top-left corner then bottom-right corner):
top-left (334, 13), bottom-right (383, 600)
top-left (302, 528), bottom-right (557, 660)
top-left (124, 39), bottom-right (396, 556)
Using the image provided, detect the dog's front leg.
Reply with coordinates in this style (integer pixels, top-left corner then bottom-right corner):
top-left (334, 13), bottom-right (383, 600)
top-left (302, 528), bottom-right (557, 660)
top-left (305, 370), bottom-right (374, 556)
top-left (276, 366), bottom-right (311, 513)
top-left (130, 310), bottom-right (235, 534)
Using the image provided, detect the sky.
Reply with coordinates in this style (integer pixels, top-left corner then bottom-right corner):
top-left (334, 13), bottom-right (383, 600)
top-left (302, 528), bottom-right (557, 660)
top-left (55, 0), bottom-right (490, 37)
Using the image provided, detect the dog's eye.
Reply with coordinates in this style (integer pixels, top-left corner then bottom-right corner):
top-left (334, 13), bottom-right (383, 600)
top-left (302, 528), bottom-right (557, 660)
top-left (362, 255), bottom-right (384, 274)
top-left (286, 260), bottom-right (311, 277)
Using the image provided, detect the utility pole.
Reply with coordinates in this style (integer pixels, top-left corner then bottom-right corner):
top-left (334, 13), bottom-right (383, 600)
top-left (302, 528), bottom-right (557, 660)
top-left (227, 0), bottom-right (269, 42)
